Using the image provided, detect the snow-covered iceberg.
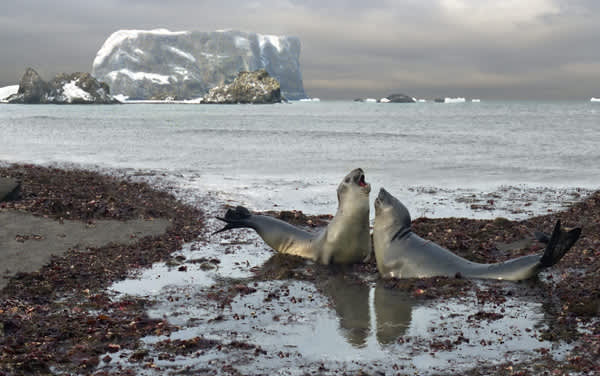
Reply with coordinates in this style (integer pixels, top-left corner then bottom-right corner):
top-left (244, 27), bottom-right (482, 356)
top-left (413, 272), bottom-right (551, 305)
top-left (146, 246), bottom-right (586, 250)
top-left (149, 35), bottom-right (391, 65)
top-left (444, 97), bottom-right (466, 103)
top-left (92, 29), bottom-right (306, 100)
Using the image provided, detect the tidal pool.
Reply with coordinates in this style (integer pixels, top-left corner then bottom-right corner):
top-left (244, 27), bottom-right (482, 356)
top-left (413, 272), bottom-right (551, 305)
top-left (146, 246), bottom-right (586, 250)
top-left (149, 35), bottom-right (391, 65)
top-left (101, 222), bottom-right (570, 375)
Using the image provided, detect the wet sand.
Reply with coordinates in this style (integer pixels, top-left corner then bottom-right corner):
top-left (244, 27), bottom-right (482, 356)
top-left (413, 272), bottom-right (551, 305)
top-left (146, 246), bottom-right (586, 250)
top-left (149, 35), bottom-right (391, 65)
top-left (0, 210), bottom-right (170, 290)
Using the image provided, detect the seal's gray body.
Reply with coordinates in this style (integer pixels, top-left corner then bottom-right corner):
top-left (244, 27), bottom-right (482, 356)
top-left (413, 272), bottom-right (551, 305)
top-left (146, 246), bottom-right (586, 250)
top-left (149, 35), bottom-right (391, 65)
top-left (373, 188), bottom-right (581, 281)
top-left (215, 168), bottom-right (372, 264)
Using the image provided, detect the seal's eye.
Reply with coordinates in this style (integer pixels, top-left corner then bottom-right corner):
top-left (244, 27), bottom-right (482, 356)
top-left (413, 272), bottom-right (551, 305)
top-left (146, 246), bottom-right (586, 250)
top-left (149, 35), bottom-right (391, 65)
top-left (345, 177), bottom-right (351, 183)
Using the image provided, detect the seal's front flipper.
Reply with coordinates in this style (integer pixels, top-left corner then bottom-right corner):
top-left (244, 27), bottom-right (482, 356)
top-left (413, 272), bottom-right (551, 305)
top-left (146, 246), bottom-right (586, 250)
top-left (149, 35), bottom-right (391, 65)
top-left (212, 206), bottom-right (253, 235)
top-left (539, 220), bottom-right (582, 268)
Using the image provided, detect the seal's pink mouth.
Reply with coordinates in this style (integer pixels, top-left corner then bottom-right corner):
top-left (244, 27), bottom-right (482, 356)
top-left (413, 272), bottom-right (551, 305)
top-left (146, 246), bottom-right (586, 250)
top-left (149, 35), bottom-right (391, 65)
top-left (358, 174), bottom-right (367, 187)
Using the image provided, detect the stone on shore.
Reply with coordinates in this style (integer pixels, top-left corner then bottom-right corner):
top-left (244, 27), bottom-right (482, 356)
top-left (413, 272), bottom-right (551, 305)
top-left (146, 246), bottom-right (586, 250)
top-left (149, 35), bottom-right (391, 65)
top-left (0, 177), bottom-right (20, 202)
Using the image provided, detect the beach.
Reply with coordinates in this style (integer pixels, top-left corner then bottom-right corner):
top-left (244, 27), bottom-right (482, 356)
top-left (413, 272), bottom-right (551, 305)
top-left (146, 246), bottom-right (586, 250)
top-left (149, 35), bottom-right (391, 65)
top-left (0, 163), bottom-right (598, 375)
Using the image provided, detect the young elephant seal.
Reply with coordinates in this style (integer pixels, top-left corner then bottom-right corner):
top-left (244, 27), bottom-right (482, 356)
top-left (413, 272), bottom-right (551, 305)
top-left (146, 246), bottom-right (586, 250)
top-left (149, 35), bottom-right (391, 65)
top-left (214, 168), bottom-right (372, 264)
top-left (373, 188), bottom-right (581, 281)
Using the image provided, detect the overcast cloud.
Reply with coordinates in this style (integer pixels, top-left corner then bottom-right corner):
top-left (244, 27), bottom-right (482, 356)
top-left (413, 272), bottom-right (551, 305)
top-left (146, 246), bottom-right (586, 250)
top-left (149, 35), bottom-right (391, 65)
top-left (1, 0), bottom-right (599, 99)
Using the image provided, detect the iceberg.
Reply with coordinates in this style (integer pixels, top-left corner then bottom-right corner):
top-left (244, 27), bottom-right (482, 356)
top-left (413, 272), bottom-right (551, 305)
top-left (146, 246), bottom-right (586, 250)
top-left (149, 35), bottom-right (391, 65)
top-left (92, 29), bottom-right (306, 100)
top-left (471, 99), bottom-right (481, 103)
top-left (591, 97), bottom-right (600, 102)
top-left (444, 97), bottom-right (466, 103)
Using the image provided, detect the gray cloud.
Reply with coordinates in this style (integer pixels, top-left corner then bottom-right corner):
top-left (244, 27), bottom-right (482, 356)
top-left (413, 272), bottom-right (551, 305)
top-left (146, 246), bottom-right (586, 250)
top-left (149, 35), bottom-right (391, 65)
top-left (1, 0), bottom-right (599, 99)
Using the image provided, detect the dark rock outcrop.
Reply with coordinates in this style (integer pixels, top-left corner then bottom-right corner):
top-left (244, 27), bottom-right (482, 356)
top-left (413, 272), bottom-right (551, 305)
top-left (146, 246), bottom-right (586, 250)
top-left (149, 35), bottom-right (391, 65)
top-left (384, 94), bottom-right (416, 103)
top-left (7, 68), bottom-right (118, 104)
top-left (202, 69), bottom-right (281, 104)
top-left (0, 178), bottom-right (20, 202)
top-left (14, 68), bottom-right (48, 104)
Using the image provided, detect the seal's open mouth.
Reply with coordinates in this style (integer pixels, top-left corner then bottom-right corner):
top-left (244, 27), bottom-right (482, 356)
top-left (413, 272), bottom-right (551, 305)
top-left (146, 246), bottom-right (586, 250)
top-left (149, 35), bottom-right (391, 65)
top-left (357, 173), bottom-right (367, 187)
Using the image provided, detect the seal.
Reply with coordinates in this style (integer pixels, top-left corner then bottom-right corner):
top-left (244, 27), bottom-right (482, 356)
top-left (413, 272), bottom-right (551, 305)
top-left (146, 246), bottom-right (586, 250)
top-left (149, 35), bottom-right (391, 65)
top-left (373, 188), bottom-right (581, 281)
top-left (214, 168), bottom-right (372, 264)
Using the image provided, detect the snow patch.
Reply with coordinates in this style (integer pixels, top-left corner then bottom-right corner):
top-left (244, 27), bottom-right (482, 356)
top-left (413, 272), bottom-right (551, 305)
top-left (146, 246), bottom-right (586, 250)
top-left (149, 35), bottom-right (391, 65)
top-left (591, 97), bottom-right (600, 102)
top-left (62, 80), bottom-right (92, 103)
top-left (379, 97), bottom-right (390, 103)
top-left (234, 36), bottom-right (250, 50)
top-left (258, 34), bottom-right (285, 52)
top-left (106, 69), bottom-right (171, 85)
top-left (93, 29), bottom-right (190, 68)
top-left (167, 46), bottom-right (196, 62)
top-left (472, 98), bottom-right (481, 102)
top-left (0, 85), bottom-right (19, 102)
top-left (113, 94), bottom-right (129, 103)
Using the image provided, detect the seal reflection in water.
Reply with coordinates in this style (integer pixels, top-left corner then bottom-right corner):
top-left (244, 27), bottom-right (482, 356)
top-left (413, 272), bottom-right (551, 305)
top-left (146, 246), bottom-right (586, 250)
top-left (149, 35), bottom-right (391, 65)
top-left (214, 168), bottom-right (372, 264)
top-left (322, 276), bottom-right (415, 346)
top-left (373, 188), bottom-right (582, 281)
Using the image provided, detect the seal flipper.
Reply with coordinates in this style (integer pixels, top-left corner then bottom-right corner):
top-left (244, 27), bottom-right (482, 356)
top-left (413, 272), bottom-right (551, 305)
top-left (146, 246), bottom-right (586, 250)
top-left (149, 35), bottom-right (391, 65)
top-left (534, 230), bottom-right (551, 244)
top-left (212, 206), bottom-right (253, 235)
top-left (538, 220), bottom-right (582, 268)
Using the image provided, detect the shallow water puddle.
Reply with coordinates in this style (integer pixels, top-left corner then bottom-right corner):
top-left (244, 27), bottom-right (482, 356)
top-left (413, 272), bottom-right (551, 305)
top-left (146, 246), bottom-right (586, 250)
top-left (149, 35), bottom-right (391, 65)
top-left (103, 230), bottom-right (570, 375)
top-left (110, 229), bottom-right (272, 296)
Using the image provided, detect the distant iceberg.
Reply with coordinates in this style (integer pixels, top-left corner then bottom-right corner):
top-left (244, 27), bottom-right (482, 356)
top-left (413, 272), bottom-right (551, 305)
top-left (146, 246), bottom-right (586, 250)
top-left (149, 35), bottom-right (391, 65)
top-left (471, 99), bottom-right (481, 103)
top-left (0, 85), bottom-right (19, 102)
top-left (591, 97), bottom-right (600, 102)
top-left (379, 98), bottom-right (390, 103)
top-left (444, 97), bottom-right (466, 103)
top-left (417, 99), bottom-right (427, 103)
top-left (299, 97), bottom-right (320, 102)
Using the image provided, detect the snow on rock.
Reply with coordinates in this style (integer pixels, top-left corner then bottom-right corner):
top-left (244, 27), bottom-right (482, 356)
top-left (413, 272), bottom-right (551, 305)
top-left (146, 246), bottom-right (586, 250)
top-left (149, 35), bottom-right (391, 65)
top-left (6, 67), bottom-right (117, 104)
top-left (0, 85), bottom-right (19, 102)
top-left (92, 29), bottom-right (306, 100)
top-left (93, 29), bottom-right (190, 69)
top-left (106, 69), bottom-right (171, 85)
top-left (62, 80), bottom-right (93, 102)
top-left (167, 46), bottom-right (196, 62)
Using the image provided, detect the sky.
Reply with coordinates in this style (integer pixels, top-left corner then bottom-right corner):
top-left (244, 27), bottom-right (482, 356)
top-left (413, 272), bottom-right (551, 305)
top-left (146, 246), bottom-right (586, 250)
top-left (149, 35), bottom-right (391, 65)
top-left (1, 0), bottom-right (599, 100)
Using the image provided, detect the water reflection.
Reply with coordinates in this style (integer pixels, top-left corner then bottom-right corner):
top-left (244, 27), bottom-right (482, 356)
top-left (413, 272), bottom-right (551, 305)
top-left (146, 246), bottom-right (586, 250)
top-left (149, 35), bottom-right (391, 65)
top-left (373, 281), bottom-right (415, 344)
top-left (322, 275), bottom-right (371, 347)
top-left (322, 274), bottom-right (417, 347)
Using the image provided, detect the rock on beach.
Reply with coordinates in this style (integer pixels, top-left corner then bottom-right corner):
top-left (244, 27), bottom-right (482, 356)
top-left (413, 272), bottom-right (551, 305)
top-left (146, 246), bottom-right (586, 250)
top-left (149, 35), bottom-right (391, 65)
top-left (0, 177), bottom-right (20, 202)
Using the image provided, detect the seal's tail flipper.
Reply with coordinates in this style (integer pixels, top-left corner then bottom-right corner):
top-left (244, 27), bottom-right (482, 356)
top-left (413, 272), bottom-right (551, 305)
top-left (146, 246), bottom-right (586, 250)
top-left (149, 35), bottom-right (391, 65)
top-left (538, 220), bottom-right (582, 268)
top-left (212, 206), bottom-right (253, 236)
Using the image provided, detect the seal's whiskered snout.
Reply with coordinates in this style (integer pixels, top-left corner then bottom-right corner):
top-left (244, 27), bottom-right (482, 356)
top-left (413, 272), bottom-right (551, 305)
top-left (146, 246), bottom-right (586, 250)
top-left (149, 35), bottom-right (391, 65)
top-left (376, 188), bottom-right (391, 206)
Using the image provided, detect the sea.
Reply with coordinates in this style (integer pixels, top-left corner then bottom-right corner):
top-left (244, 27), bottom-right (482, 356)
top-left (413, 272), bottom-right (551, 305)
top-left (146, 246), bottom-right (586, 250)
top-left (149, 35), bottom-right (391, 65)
top-left (1, 100), bottom-right (598, 219)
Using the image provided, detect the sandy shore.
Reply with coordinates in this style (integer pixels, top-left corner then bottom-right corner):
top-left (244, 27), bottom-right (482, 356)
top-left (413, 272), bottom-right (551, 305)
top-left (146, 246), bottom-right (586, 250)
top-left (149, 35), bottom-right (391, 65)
top-left (0, 210), bottom-right (170, 290)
